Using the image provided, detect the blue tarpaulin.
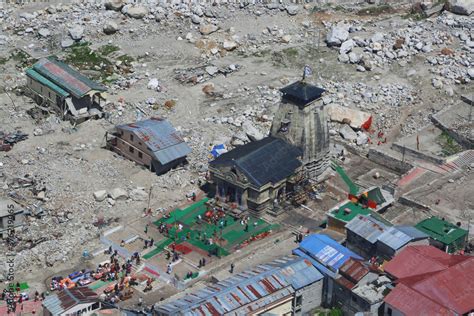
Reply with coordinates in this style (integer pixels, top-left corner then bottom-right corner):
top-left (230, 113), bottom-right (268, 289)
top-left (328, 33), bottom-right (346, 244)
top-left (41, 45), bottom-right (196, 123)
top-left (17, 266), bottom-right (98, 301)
top-left (210, 144), bottom-right (227, 158)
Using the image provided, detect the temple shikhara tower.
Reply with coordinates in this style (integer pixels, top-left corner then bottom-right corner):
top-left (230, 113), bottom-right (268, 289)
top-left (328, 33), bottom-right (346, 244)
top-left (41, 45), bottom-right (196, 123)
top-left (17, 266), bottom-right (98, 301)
top-left (271, 80), bottom-right (330, 180)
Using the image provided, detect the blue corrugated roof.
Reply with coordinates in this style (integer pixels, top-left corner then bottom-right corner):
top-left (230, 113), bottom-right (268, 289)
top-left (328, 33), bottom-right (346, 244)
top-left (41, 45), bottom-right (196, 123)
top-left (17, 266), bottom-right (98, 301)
top-left (294, 234), bottom-right (362, 275)
top-left (377, 226), bottom-right (428, 251)
top-left (117, 118), bottom-right (191, 165)
top-left (156, 256), bottom-right (323, 315)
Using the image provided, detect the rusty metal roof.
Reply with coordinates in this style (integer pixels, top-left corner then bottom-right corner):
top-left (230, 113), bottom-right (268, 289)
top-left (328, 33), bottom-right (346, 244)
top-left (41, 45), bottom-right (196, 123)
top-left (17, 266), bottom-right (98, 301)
top-left (338, 258), bottom-right (370, 284)
top-left (42, 287), bottom-right (98, 315)
top-left (156, 256), bottom-right (323, 315)
top-left (32, 57), bottom-right (106, 98)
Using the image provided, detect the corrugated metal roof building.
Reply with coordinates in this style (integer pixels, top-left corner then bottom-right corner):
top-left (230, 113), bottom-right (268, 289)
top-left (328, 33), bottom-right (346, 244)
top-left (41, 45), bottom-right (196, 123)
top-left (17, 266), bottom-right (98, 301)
top-left (31, 57), bottom-right (106, 99)
top-left (43, 287), bottom-right (99, 316)
top-left (155, 256), bottom-right (323, 316)
top-left (383, 245), bottom-right (468, 280)
top-left (415, 216), bottom-right (468, 253)
top-left (117, 118), bottom-right (191, 166)
top-left (345, 215), bottom-right (389, 259)
top-left (376, 226), bottom-right (429, 259)
top-left (292, 234), bottom-right (362, 278)
top-left (384, 251), bottom-right (474, 315)
top-left (346, 215), bottom-right (388, 244)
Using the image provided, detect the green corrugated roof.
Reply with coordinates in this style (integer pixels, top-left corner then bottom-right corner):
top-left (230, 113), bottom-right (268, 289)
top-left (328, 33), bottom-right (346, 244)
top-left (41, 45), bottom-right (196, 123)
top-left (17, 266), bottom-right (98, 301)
top-left (329, 201), bottom-right (390, 225)
top-left (415, 217), bottom-right (468, 245)
top-left (26, 68), bottom-right (70, 98)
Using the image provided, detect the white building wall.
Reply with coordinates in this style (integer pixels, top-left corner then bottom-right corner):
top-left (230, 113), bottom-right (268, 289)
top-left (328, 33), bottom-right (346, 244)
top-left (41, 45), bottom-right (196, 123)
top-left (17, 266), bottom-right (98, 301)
top-left (61, 302), bottom-right (100, 316)
top-left (383, 303), bottom-right (404, 316)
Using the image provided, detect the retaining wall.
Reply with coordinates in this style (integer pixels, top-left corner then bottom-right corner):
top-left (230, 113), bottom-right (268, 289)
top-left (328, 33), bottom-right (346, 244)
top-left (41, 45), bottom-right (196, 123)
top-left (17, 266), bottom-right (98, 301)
top-left (368, 148), bottom-right (413, 174)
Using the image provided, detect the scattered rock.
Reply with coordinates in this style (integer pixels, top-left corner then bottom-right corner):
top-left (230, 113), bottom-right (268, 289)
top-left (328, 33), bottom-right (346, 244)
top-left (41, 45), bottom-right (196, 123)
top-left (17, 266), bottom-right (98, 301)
top-left (223, 40), bottom-right (238, 51)
top-left (286, 5), bottom-right (299, 15)
top-left (326, 25), bottom-right (349, 47)
top-left (200, 24), bottom-right (219, 35)
top-left (61, 39), bottom-right (74, 48)
top-left (339, 125), bottom-right (357, 141)
top-left (467, 68), bottom-right (474, 79)
top-left (205, 66), bottom-right (219, 76)
top-left (105, 0), bottom-right (124, 11)
top-left (340, 39), bottom-right (355, 54)
top-left (130, 188), bottom-right (148, 201)
top-left (147, 78), bottom-right (160, 91)
top-left (38, 28), bottom-right (51, 37)
top-left (242, 120), bottom-right (264, 141)
top-left (356, 132), bottom-right (369, 146)
top-left (448, 0), bottom-right (474, 15)
top-left (109, 188), bottom-right (128, 200)
top-left (127, 6), bottom-right (148, 19)
top-left (103, 21), bottom-right (119, 35)
top-left (281, 35), bottom-right (292, 43)
top-left (93, 190), bottom-right (108, 202)
top-left (68, 25), bottom-right (84, 41)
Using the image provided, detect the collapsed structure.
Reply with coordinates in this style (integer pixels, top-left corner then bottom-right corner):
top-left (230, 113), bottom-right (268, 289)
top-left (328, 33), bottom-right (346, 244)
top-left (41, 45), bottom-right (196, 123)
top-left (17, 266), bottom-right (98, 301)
top-left (26, 57), bottom-right (107, 122)
top-left (106, 117), bottom-right (192, 175)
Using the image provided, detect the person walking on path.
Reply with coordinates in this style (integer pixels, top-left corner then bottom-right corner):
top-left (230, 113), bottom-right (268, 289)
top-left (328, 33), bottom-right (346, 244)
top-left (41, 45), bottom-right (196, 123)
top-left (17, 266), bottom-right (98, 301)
top-left (144, 224), bottom-right (149, 234)
top-left (230, 263), bottom-right (234, 274)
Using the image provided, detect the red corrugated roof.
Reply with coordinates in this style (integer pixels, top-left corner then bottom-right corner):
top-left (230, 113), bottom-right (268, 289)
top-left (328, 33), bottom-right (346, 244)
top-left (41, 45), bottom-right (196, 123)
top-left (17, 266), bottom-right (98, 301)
top-left (384, 283), bottom-right (455, 316)
top-left (384, 246), bottom-right (474, 315)
top-left (410, 257), bottom-right (474, 314)
top-left (384, 246), bottom-right (454, 279)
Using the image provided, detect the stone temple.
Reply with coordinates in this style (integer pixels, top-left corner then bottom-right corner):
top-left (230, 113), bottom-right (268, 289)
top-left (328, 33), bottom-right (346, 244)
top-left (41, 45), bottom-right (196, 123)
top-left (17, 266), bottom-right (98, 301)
top-left (271, 80), bottom-right (330, 181)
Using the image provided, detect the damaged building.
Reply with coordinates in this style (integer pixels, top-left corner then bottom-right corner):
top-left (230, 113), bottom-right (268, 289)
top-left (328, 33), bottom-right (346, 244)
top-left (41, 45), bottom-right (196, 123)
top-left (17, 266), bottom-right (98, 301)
top-left (26, 57), bottom-right (107, 122)
top-left (106, 117), bottom-right (192, 175)
top-left (0, 199), bottom-right (24, 239)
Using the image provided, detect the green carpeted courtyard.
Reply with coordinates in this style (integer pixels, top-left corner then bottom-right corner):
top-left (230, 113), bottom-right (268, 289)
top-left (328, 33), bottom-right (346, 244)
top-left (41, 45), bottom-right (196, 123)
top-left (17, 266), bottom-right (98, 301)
top-left (150, 198), bottom-right (278, 258)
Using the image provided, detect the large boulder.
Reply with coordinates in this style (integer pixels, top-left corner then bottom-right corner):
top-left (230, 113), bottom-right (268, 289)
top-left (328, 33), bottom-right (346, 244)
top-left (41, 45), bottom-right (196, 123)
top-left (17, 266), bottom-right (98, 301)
top-left (242, 120), bottom-right (264, 141)
top-left (199, 24), bottom-right (219, 35)
top-left (103, 20), bottom-right (119, 35)
top-left (105, 0), bottom-right (124, 11)
top-left (223, 40), bottom-right (238, 51)
top-left (68, 25), bottom-right (84, 41)
top-left (127, 6), bottom-right (148, 19)
top-left (326, 25), bottom-right (349, 47)
top-left (327, 104), bottom-right (372, 129)
top-left (130, 188), bottom-right (148, 201)
top-left (109, 188), bottom-right (128, 200)
top-left (339, 125), bottom-right (357, 141)
top-left (448, 0), bottom-right (473, 15)
top-left (93, 190), bottom-right (108, 202)
top-left (339, 39), bottom-right (355, 54)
